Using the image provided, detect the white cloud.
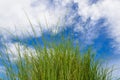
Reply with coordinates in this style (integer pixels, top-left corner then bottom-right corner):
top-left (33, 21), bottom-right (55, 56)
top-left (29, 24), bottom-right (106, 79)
top-left (0, 0), bottom-right (101, 42)
top-left (4, 42), bottom-right (55, 61)
top-left (72, 0), bottom-right (120, 53)
top-left (0, 0), bottom-right (68, 38)
top-left (5, 42), bottom-right (36, 61)
top-left (0, 0), bottom-right (120, 52)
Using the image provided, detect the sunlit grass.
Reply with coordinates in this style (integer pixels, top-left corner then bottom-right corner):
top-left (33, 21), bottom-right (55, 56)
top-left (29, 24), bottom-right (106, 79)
top-left (0, 37), bottom-right (113, 80)
top-left (0, 14), bottom-right (116, 80)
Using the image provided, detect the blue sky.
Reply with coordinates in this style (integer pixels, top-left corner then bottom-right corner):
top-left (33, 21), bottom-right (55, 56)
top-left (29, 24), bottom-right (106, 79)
top-left (0, 0), bottom-right (120, 79)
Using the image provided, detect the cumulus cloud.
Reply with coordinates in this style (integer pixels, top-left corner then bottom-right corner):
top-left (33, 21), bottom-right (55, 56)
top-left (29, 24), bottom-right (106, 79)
top-left (5, 42), bottom-right (36, 61)
top-left (0, 0), bottom-right (120, 53)
top-left (72, 0), bottom-right (120, 53)
top-left (0, 0), bottom-right (68, 38)
top-left (0, 0), bottom-right (102, 40)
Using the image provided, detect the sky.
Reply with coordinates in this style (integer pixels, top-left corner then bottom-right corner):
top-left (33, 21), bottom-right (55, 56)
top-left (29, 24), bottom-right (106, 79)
top-left (0, 0), bottom-right (120, 79)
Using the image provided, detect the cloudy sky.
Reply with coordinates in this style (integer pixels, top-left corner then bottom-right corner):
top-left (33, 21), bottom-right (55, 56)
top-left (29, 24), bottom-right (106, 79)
top-left (0, 0), bottom-right (120, 79)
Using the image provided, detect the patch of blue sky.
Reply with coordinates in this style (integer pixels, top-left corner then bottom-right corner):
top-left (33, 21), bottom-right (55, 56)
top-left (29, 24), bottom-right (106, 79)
top-left (88, 0), bottom-right (100, 5)
top-left (93, 26), bottom-right (114, 59)
top-left (9, 18), bottom-right (112, 60)
top-left (71, 2), bottom-right (78, 10)
top-left (0, 72), bottom-right (6, 80)
top-left (8, 9), bottom-right (112, 60)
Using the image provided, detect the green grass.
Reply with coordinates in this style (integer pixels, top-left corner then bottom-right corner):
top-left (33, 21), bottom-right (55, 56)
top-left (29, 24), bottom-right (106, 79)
top-left (0, 38), bottom-right (113, 80)
top-left (0, 15), bottom-right (115, 80)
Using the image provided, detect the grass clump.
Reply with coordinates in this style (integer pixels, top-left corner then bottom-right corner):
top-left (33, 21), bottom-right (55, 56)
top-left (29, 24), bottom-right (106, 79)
top-left (1, 38), bottom-right (112, 80)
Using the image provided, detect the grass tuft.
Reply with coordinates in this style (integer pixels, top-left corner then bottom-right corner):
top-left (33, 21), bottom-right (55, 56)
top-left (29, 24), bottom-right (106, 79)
top-left (0, 38), bottom-right (113, 80)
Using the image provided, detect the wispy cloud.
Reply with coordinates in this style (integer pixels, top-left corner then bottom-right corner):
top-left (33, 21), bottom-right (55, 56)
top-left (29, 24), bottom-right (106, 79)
top-left (74, 0), bottom-right (120, 53)
top-left (0, 0), bottom-right (67, 38)
top-left (4, 42), bottom-right (36, 61)
top-left (0, 0), bottom-right (120, 52)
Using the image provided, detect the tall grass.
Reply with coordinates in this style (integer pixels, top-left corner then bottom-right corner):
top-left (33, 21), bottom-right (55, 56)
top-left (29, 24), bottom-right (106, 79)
top-left (0, 37), bottom-right (113, 80)
top-left (0, 14), bottom-right (115, 80)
